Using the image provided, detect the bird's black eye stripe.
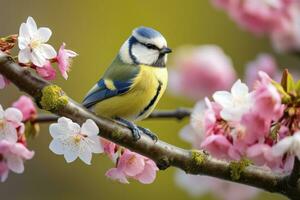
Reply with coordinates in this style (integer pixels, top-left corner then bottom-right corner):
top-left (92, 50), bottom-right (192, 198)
top-left (140, 42), bottom-right (159, 50)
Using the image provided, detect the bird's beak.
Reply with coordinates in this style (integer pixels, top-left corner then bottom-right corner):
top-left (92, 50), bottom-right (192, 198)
top-left (160, 47), bottom-right (172, 54)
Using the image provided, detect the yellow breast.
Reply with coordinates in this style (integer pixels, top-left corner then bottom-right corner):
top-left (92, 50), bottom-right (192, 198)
top-left (94, 65), bottom-right (168, 121)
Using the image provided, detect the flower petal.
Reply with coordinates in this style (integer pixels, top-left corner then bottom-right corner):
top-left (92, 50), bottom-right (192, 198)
top-left (135, 160), bottom-right (158, 184)
top-left (272, 137), bottom-right (294, 157)
top-left (79, 149), bottom-right (92, 165)
top-left (64, 146), bottom-right (79, 163)
top-left (0, 124), bottom-right (18, 143)
top-left (26, 16), bottom-right (38, 37)
top-left (66, 49), bottom-right (78, 57)
top-left (105, 168), bottom-right (129, 184)
top-left (81, 119), bottom-right (99, 137)
top-left (4, 108), bottom-right (23, 123)
top-left (231, 79), bottom-right (249, 97)
top-left (18, 48), bottom-right (31, 64)
top-left (49, 139), bottom-right (65, 155)
top-left (49, 118), bottom-right (80, 138)
top-left (212, 91), bottom-right (233, 107)
top-left (31, 49), bottom-right (47, 67)
top-left (18, 23), bottom-right (30, 44)
top-left (6, 155), bottom-right (24, 174)
top-left (37, 27), bottom-right (52, 42)
top-left (88, 136), bottom-right (103, 153)
top-left (39, 44), bottom-right (57, 59)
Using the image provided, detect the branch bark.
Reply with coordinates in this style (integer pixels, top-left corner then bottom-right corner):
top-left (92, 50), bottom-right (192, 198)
top-left (289, 158), bottom-right (300, 188)
top-left (33, 108), bottom-right (192, 124)
top-left (0, 52), bottom-right (299, 199)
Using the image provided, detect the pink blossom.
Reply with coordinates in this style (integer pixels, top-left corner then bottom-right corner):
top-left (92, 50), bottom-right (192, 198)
top-left (180, 101), bottom-right (207, 149)
top-left (105, 149), bottom-right (158, 184)
top-left (211, 0), bottom-right (300, 52)
top-left (203, 98), bottom-right (222, 132)
top-left (245, 54), bottom-right (280, 89)
top-left (12, 96), bottom-right (37, 121)
top-left (247, 143), bottom-right (281, 169)
top-left (134, 159), bottom-right (158, 184)
top-left (0, 105), bottom-right (23, 143)
top-left (0, 75), bottom-right (9, 89)
top-left (271, 2), bottom-right (300, 52)
top-left (252, 71), bottom-right (284, 122)
top-left (212, 0), bottom-right (293, 35)
top-left (240, 112), bottom-right (269, 144)
top-left (56, 43), bottom-right (78, 80)
top-left (169, 45), bottom-right (236, 100)
top-left (0, 162), bottom-right (9, 182)
top-left (36, 61), bottom-right (56, 80)
top-left (100, 138), bottom-right (117, 160)
top-left (201, 134), bottom-right (236, 160)
top-left (0, 140), bottom-right (34, 181)
top-left (175, 170), bottom-right (259, 200)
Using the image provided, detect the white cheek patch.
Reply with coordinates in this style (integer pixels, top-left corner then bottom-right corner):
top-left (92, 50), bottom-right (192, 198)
top-left (119, 40), bottom-right (133, 64)
top-left (131, 43), bottom-right (159, 65)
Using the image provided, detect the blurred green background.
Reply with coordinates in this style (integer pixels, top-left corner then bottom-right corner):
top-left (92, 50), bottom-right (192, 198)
top-left (0, 0), bottom-right (296, 199)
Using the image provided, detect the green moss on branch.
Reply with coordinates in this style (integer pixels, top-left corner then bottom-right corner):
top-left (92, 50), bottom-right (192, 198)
top-left (40, 85), bottom-right (68, 111)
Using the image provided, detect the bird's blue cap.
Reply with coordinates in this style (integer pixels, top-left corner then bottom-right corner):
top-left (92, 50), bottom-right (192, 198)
top-left (133, 26), bottom-right (162, 39)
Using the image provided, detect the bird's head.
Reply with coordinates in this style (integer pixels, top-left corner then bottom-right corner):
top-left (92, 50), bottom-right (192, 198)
top-left (119, 26), bottom-right (172, 67)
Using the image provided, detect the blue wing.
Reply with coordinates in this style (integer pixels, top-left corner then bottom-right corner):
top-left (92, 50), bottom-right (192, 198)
top-left (82, 79), bottom-right (133, 108)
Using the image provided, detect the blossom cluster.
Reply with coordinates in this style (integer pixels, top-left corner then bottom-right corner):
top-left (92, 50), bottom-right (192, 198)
top-left (48, 117), bottom-right (159, 184)
top-left (103, 139), bottom-right (159, 184)
top-left (169, 45), bottom-right (281, 100)
top-left (0, 96), bottom-right (36, 182)
top-left (169, 45), bottom-right (236, 100)
top-left (0, 16), bottom-right (78, 89)
top-left (182, 70), bottom-right (300, 172)
top-left (211, 0), bottom-right (300, 52)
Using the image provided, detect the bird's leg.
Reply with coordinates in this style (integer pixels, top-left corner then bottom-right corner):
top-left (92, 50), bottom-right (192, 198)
top-left (137, 126), bottom-right (158, 142)
top-left (115, 117), bottom-right (141, 141)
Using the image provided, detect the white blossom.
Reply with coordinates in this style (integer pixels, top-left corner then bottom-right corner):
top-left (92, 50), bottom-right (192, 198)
top-left (49, 117), bottom-right (103, 165)
top-left (18, 16), bottom-right (57, 67)
top-left (272, 132), bottom-right (300, 159)
top-left (213, 79), bottom-right (253, 121)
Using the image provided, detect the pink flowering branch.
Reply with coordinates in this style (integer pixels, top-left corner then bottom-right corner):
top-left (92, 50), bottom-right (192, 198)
top-left (0, 52), bottom-right (299, 199)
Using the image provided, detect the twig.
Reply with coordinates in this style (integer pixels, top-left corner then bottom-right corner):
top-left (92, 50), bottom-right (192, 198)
top-left (33, 108), bottom-right (192, 124)
top-left (0, 52), bottom-right (298, 199)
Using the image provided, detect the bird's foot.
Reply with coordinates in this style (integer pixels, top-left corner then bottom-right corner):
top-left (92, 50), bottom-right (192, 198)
top-left (137, 126), bottom-right (158, 142)
top-left (115, 118), bottom-right (157, 142)
top-left (115, 117), bottom-right (141, 141)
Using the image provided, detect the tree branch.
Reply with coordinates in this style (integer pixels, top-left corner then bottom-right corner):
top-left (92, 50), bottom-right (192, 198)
top-left (0, 52), bottom-right (299, 199)
top-left (33, 108), bottom-right (192, 124)
top-left (289, 158), bottom-right (300, 188)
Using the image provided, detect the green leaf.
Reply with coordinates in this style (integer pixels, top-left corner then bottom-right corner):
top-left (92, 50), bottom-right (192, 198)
top-left (295, 80), bottom-right (300, 96)
top-left (281, 69), bottom-right (289, 92)
top-left (287, 72), bottom-right (295, 94)
top-left (272, 80), bottom-right (290, 101)
top-left (280, 69), bottom-right (295, 94)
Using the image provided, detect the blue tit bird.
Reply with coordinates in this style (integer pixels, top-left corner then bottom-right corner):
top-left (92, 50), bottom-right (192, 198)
top-left (82, 26), bottom-right (172, 141)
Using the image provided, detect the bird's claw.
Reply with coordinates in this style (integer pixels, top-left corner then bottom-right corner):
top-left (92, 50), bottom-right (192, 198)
top-left (115, 117), bottom-right (157, 142)
top-left (138, 126), bottom-right (158, 142)
top-left (115, 117), bottom-right (141, 141)
top-left (130, 125), bottom-right (142, 141)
